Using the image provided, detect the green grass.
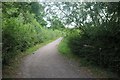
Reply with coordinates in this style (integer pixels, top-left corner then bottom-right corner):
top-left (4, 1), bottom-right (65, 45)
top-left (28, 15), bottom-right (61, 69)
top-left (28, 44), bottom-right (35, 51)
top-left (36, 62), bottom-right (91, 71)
top-left (58, 38), bottom-right (71, 55)
top-left (3, 37), bottom-right (60, 78)
top-left (58, 38), bottom-right (80, 61)
top-left (58, 38), bottom-right (118, 78)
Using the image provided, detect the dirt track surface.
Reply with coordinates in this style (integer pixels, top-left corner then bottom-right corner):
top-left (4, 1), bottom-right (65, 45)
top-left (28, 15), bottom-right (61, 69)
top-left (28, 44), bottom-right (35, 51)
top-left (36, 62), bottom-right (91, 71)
top-left (16, 37), bottom-right (93, 78)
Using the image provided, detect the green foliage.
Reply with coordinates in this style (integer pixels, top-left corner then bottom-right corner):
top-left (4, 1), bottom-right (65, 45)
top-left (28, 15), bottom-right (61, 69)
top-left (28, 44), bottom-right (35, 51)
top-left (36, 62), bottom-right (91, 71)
top-left (2, 2), bottom-right (62, 65)
top-left (30, 2), bottom-right (47, 26)
top-left (66, 23), bottom-right (120, 75)
top-left (2, 2), bottom-right (120, 76)
top-left (58, 38), bottom-right (71, 55)
top-left (57, 2), bottom-right (120, 75)
top-left (49, 17), bottom-right (64, 30)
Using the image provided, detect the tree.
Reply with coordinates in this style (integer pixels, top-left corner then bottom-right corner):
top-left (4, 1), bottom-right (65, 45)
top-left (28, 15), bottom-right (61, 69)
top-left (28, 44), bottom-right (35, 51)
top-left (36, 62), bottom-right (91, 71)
top-left (30, 2), bottom-right (47, 27)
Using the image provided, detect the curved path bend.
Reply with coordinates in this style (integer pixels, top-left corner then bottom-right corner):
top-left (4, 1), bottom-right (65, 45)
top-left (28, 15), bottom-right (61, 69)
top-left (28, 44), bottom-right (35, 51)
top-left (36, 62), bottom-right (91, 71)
top-left (17, 37), bottom-right (93, 78)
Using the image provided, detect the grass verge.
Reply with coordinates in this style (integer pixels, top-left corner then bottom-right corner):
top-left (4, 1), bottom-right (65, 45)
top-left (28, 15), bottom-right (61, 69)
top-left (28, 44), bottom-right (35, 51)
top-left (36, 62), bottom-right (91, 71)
top-left (3, 37), bottom-right (60, 78)
top-left (58, 38), bottom-right (118, 78)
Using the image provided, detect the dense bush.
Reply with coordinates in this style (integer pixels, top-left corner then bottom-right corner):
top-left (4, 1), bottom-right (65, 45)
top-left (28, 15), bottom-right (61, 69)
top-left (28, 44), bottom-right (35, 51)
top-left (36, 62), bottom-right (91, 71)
top-left (2, 2), bottom-right (62, 65)
top-left (67, 25), bottom-right (120, 75)
top-left (57, 2), bottom-right (120, 75)
top-left (3, 21), bottom-right (59, 63)
top-left (2, 17), bottom-right (61, 65)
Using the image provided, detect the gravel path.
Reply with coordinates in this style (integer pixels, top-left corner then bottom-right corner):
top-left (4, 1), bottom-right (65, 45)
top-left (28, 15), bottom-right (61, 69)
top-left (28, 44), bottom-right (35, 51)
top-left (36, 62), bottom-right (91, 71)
top-left (16, 37), bottom-right (93, 78)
